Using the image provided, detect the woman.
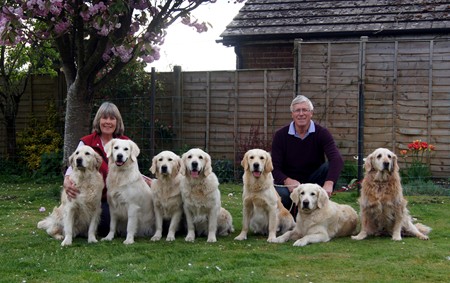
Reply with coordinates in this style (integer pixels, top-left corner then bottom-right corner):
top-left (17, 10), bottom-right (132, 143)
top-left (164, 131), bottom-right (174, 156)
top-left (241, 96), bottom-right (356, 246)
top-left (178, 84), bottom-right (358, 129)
top-left (63, 101), bottom-right (151, 236)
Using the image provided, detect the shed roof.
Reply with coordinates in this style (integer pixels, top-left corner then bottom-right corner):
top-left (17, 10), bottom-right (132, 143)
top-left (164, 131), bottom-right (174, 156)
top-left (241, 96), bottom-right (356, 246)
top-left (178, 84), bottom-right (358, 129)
top-left (220, 0), bottom-right (450, 45)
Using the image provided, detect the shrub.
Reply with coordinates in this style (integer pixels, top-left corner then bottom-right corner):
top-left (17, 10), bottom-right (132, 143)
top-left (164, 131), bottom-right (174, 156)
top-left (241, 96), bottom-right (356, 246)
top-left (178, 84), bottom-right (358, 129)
top-left (213, 158), bottom-right (235, 184)
top-left (336, 160), bottom-right (360, 191)
top-left (16, 102), bottom-right (63, 171)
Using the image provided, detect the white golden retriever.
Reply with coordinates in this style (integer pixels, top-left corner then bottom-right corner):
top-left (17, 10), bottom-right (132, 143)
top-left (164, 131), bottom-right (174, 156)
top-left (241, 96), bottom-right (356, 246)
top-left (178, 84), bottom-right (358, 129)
top-left (149, 150), bottom-right (184, 241)
top-left (274, 183), bottom-right (358, 246)
top-left (352, 148), bottom-right (431, 241)
top-left (234, 149), bottom-right (295, 242)
top-left (101, 139), bottom-right (155, 244)
top-left (37, 145), bottom-right (104, 246)
top-left (180, 148), bottom-right (234, 242)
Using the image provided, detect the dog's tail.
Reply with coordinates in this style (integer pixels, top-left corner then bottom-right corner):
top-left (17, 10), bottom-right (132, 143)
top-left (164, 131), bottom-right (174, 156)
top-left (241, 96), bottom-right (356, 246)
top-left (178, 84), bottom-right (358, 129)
top-left (37, 206), bottom-right (58, 229)
top-left (415, 223), bottom-right (432, 235)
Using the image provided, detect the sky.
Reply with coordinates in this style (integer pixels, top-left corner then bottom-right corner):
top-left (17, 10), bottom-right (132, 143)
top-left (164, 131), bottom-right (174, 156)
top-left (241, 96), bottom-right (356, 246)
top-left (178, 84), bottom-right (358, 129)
top-left (147, 1), bottom-right (245, 72)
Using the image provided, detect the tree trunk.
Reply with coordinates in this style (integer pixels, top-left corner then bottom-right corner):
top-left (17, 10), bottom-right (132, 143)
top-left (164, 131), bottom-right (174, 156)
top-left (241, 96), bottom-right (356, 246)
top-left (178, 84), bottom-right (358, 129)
top-left (5, 116), bottom-right (17, 160)
top-left (62, 80), bottom-right (93, 170)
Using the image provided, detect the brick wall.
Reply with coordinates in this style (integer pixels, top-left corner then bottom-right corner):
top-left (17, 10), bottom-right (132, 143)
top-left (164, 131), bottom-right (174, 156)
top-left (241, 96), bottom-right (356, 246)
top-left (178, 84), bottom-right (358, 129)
top-left (237, 44), bottom-right (294, 69)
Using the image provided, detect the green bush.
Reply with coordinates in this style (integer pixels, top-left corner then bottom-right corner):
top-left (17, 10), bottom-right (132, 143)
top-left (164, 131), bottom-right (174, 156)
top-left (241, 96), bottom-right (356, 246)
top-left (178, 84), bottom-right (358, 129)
top-left (213, 158), bottom-right (235, 183)
top-left (16, 102), bottom-right (63, 171)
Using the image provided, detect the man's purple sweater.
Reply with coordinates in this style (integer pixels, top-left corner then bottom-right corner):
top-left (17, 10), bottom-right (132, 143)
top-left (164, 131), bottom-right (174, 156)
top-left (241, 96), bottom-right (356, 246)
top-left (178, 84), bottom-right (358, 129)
top-left (271, 122), bottom-right (344, 185)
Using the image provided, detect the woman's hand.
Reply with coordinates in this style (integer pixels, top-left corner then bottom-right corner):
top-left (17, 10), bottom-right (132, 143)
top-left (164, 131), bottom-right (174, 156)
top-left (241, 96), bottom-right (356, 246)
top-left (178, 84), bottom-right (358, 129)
top-left (142, 175), bottom-right (153, 187)
top-left (63, 175), bottom-right (79, 200)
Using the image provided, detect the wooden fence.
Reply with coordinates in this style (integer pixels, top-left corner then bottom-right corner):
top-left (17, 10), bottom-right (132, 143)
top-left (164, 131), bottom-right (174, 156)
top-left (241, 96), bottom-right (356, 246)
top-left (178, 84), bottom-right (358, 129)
top-left (1, 38), bottom-right (449, 178)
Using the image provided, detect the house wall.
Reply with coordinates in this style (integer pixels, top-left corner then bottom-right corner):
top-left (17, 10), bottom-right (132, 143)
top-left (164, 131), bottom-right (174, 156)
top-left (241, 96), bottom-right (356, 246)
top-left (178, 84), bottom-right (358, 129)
top-left (237, 44), bottom-right (294, 69)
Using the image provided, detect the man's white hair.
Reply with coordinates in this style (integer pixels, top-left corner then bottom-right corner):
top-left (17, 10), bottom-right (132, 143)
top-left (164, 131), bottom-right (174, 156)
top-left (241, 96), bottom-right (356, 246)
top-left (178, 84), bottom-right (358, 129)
top-left (290, 95), bottom-right (314, 112)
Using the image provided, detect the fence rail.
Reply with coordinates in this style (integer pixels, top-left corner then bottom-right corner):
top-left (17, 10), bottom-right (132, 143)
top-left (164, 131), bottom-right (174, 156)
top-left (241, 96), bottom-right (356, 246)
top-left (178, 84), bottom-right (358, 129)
top-left (1, 39), bottom-right (449, 183)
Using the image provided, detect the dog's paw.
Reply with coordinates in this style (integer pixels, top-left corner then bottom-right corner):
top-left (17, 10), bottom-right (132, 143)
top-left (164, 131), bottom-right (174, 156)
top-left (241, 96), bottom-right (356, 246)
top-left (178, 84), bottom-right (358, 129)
top-left (185, 235), bottom-right (195, 242)
top-left (267, 237), bottom-right (277, 243)
top-left (88, 237), bottom-right (98, 244)
top-left (207, 236), bottom-right (217, 243)
top-left (54, 234), bottom-right (64, 241)
top-left (351, 232), bottom-right (366, 240)
top-left (418, 234), bottom-right (429, 240)
top-left (293, 239), bottom-right (308, 247)
top-left (151, 235), bottom-right (162, 241)
top-left (166, 235), bottom-right (176, 242)
top-left (185, 231), bottom-right (195, 242)
top-left (101, 233), bottom-right (114, 241)
top-left (234, 233), bottom-right (247, 241)
top-left (61, 238), bottom-right (72, 246)
top-left (271, 237), bottom-right (284, 243)
top-left (123, 238), bottom-right (135, 245)
top-left (392, 235), bottom-right (402, 241)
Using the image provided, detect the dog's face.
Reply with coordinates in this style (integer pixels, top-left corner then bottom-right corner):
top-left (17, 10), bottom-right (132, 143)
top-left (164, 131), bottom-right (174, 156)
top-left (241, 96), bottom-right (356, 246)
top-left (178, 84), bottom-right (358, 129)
top-left (181, 148), bottom-right (212, 178)
top-left (241, 149), bottom-right (273, 178)
top-left (365, 148), bottom-right (398, 173)
top-left (104, 139), bottom-right (140, 167)
top-left (291, 183), bottom-right (328, 212)
top-left (69, 145), bottom-right (102, 171)
top-left (150, 151), bottom-right (181, 177)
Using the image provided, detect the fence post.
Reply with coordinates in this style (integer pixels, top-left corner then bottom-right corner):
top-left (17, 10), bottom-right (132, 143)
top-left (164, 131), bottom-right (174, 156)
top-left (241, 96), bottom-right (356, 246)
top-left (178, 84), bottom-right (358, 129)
top-left (357, 36), bottom-right (368, 193)
top-left (173, 65), bottom-right (183, 150)
top-left (149, 67), bottom-right (156, 159)
top-left (294, 38), bottom-right (303, 97)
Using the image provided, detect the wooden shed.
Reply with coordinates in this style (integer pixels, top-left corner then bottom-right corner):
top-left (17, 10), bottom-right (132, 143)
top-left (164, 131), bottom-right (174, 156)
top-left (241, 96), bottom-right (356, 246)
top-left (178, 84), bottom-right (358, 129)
top-left (220, 0), bottom-right (450, 69)
top-left (219, 0), bottom-right (450, 177)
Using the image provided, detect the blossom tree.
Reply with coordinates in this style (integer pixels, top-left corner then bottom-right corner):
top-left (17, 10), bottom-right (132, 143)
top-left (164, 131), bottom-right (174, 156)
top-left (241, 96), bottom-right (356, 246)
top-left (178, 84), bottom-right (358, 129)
top-left (0, 0), bottom-right (226, 163)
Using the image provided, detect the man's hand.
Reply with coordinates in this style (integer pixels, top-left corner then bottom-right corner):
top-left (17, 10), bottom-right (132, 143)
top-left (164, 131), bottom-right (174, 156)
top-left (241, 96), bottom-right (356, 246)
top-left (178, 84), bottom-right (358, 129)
top-left (323, 181), bottom-right (334, 197)
top-left (284, 178), bottom-right (301, 193)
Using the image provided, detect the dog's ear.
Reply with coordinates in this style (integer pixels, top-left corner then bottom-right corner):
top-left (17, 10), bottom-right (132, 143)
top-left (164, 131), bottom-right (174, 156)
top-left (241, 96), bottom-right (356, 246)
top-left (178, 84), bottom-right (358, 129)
top-left (204, 152), bottom-right (212, 176)
top-left (69, 150), bottom-right (76, 168)
top-left (392, 153), bottom-right (399, 172)
top-left (129, 140), bottom-right (140, 162)
top-left (104, 139), bottom-right (114, 159)
top-left (94, 151), bottom-right (103, 171)
top-left (173, 155), bottom-right (182, 176)
top-left (180, 153), bottom-right (187, 176)
top-left (290, 185), bottom-right (301, 205)
top-left (317, 185), bottom-right (329, 209)
top-left (364, 153), bottom-right (373, 172)
top-left (150, 155), bottom-right (158, 174)
top-left (241, 151), bottom-right (249, 171)
top-left (264, 152), bottom-right (274, 173)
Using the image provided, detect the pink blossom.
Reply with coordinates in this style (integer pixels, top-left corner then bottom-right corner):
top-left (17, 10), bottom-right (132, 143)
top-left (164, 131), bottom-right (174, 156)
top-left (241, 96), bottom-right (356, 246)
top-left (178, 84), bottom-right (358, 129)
top-left (54, 20), bottom-right (70, 35)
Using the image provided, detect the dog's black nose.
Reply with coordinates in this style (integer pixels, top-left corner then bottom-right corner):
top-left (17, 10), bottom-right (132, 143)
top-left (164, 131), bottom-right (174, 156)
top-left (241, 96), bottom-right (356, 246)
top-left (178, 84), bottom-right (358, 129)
top-left (76, 158), bottom-right (83, 166)
top-left (161, 165), bottom-right (168, 173)
top-left (253, 163), bottom-right (260, 170)
top-left (117, 153), bottom-right (123, 162)
top-left (302, 200), bottom-right (309, 209)
top-left (383, 162), bottom-right (390, 170)
top-left (192, 161), bottom-right (198, 169)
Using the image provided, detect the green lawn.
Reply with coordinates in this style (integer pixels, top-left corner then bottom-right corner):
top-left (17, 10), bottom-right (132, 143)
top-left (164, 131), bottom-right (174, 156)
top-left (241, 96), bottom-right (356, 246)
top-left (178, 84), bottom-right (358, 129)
top-left (1, 180), bottom-right (449, 282)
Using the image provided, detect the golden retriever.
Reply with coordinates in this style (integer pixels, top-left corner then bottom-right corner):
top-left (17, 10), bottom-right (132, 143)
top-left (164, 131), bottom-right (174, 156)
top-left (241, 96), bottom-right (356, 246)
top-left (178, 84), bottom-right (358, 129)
top-left (274, 183), bottom-right (357, 246)
top-left (37, 145), bottom-right (104, 246)
top-left (101, 139), bottom-right (155, 244)
top-left (149, 150), bottom-right (184, 241)
top-left (352, 148), bottom-right (431, 241)
top-left (234, 149), bottom-right (295, 242)
top-left (180, 148), bottom-right (234, 242)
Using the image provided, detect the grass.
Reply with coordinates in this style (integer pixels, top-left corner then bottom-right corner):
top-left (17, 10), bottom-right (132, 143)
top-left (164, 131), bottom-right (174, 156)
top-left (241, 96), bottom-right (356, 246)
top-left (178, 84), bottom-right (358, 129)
top-left (1, 180), bottom-right (449, 283)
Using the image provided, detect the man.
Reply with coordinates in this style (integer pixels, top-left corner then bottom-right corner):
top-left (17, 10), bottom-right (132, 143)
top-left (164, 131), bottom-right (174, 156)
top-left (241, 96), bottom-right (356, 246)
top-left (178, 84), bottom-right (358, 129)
top-left (271, 95), bottom-right (344, 214)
